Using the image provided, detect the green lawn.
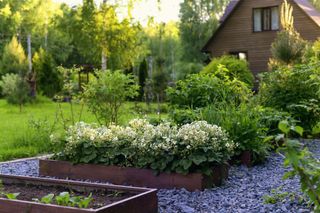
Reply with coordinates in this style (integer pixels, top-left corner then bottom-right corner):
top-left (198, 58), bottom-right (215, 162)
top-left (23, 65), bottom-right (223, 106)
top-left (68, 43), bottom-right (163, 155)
top-left (0, 99), bottom-right (166, 162)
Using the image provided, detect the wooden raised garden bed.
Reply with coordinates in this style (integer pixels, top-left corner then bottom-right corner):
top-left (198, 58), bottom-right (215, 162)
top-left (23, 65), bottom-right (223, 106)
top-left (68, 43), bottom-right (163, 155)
top-left (39, 160), bottom-right (229, 191)
top-left (0, 174), bottom-right (157, 213)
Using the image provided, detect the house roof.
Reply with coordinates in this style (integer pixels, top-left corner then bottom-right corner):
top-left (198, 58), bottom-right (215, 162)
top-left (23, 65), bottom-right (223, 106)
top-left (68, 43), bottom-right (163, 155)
top-left (202, 0), bottom-right (320, 52)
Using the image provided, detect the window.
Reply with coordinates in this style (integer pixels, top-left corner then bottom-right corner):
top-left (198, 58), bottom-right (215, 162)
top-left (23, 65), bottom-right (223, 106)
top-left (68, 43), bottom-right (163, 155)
top-left (230, 52), bottom-right (248, 60)
top-left (253, 6), bottom-right (279, 32)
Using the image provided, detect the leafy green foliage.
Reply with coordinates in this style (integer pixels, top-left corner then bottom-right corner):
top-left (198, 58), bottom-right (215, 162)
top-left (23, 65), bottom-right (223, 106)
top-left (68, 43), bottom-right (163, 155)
top-left (270, 0), bottom-right (307, 66)
top-left (179, 0), bottom-right (229, 62)
top-left (5, 193), bottom-right (20, 200)
top-left (257, 107), bottom-right (294, 136)
top-left (83, 70), bottom-right (139, 125)
top-left (201, 55), bottom-right (254, 87)
top-left (55, 120), bottom-right (235, 176)
top-left (55, 192), bottom-right (71, 206)
top-left (33, 192), bottom-right (93, 208)
top-left (174, 61), bottom-right (203, 80)
top-left (0, 73), bottom-right (30, 110)
top-left (279, 122), bottom-right (320, 211)
top-left (271, 30), bottom-right (307, 66)
top-left (0, 36), bottom-right (27, 76)
top-left (167, 73), bottom-right (251, 110)
top-left (33, 48), bottom-right (62, 97)
top-left (33, 193), bottom-right (55, 204)
top-left (169, 108), bottom-right (200, 125)
top-left (263, 187), bottom-right (303, 205)
top-left (201, 102), bottom-right (270, 163)
top-left (259, 63), bottom-right (320, 132)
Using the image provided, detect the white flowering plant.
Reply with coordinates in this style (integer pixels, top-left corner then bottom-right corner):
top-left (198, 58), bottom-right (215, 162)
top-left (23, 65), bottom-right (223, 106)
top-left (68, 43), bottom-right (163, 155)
top-left (53, 119), bottom-right (236, 175)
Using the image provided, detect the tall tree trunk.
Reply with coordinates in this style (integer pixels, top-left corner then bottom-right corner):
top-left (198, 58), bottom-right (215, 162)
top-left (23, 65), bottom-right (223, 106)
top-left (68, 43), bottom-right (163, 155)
top-left (101, 52), bottom-right (107, 71)
top-left (102, 0), bottom-right (107, 71)
top-left (27, 34), bottom-right (32, 73)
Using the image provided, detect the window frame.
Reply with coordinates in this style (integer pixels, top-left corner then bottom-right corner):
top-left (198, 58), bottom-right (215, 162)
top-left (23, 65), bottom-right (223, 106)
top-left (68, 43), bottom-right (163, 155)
top-left (252, 6), bottom-right (279, 33)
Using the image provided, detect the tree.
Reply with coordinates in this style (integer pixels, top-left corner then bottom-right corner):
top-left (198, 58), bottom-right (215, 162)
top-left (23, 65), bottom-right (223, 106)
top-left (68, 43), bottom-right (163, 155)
top-left (0, 73), bottom-right (30, 112)
top-left (138, 59), bottom-right (148, 101)
top-left (33, 48), bottom-right (62, 97)
top-left (95, 3), bottom-right (141, 70)
top-left (0, 36), bottom-right (27, 76)
top-left (179, 0), bottom-right (230, 62)
top-left (270, 0), bottom-right (307, 66)
top-left (83, 70), bottom-right (139, 125)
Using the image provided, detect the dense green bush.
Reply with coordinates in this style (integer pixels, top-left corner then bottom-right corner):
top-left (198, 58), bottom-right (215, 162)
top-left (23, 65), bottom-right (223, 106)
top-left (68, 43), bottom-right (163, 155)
top-left (0, 73), bottom-right (30, 111)
top-left (200, 102), bottom-right (270, 163)
top-left (259, 63), bottom-right (320, 131)
top-left (201, 55), bottom-right (254, 87)
top-left (33, 48), bottom-right (62, 98)
top-left (257, 107), bottom-right (294, 136)
top-left (53, 120), bottom-right (235, 175)
top-left (83, 70), bottom-right (139, 125)
top-left (271, 31), bottom-right (307, 65)
top-left (167, 73), bottom-right (251, 109)
top-left (175, 61), bottom-right (204, 80)
top-left (169, 108), bottom-right (200, 125)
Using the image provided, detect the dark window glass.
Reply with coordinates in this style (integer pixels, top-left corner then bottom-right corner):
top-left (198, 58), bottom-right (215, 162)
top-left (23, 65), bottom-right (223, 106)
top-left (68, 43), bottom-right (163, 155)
top-left (253, 7), bottom-right (279, 32)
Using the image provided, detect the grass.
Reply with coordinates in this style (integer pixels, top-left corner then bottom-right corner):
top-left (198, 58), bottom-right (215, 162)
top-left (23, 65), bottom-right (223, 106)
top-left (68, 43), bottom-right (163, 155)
top-left (0, 98), bottom-right (167, 162)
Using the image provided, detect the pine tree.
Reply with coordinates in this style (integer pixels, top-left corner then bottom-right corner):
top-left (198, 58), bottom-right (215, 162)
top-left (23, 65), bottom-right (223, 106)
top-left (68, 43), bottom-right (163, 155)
top-left (0, 36), bottom-right (27, 76)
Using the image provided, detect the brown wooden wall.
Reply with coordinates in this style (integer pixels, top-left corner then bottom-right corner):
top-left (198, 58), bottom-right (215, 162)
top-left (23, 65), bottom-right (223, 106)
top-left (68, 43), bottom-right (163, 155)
top-left (205, 0), bottom-right (320, 78)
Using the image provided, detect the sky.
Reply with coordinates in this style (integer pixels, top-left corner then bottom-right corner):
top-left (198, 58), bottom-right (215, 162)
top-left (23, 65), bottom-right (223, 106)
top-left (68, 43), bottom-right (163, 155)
top-left (53, 0), bottom-right (183, 24)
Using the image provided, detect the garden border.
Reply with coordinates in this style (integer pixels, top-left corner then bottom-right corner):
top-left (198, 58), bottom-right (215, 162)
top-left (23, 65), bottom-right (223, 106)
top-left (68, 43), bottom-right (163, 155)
top-left (39, 160), bottom-right (229, 191)
top-left (0, 174), bottom-right (158, 213)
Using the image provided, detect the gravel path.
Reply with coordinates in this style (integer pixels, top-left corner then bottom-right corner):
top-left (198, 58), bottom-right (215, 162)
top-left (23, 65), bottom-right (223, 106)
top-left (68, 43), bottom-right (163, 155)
top-left (1, 141), bottom-right (319, 213)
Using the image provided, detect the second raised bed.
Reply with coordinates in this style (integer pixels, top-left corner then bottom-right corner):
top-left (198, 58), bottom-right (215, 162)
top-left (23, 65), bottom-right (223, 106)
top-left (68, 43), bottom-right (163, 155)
top-left (39, 159), bottom-right (229, 191)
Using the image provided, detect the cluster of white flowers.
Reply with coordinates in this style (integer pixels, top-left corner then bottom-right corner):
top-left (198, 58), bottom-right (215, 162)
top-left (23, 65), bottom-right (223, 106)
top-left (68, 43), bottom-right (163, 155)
top-left (60, 119), bottom-right (236, 160)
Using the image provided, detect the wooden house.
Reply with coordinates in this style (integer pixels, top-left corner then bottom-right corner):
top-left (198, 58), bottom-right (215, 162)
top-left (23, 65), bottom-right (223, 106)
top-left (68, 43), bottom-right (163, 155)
top-left (202, 0), bottom-right (320, 76)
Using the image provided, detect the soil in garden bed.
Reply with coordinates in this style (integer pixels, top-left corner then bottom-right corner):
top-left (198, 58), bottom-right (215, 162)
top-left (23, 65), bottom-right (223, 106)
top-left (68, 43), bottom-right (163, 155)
top-left (0, 183), bottom-right (135, 209)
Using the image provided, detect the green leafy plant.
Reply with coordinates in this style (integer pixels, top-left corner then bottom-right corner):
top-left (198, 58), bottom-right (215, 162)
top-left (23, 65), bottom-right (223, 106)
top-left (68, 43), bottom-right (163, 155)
top-left (278, 121), bottom-right (320, 211)
top-left (270, 0), bottom-right (307, 66)
top-left (33, 192), bottom-right (92, 208)
top-left (33, 193), bottom-right (55, 204)
top-left (263, 187), bottom-right (302, 205)
top-left (169, 108), bottom-right (200, 125)
top-left (33, 48), bottom-right (62, 98)
top-left (54, 119), bottom-right (235, 176)
top-left (5, 193), bottom-right (20, 200)
top-left (201, 55), bottom-right (254, 87)
top-left (166, 73), bottom-right (251, 110)
top-left (55, 192), bottom-right (71, 206)
top-left (201, 102), bottom-right (270, 164)
top-left (83, 70), bottom-right (139, 125)
top-left (77, 193), bottom-right (92, 209)
top-left (259, 63), bottom-right (320, 133)
top-left (0, 73), bottom-right (30, 112)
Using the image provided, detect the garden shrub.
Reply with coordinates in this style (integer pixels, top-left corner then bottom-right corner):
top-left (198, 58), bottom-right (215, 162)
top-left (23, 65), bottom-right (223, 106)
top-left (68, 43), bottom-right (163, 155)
top-left (33, 48), bottom-right (62, 98)
top-left (201, 55), bottom-right (254, 87)
top-left (259, 63), bottom-right (320, 132)
top-left (287, 99), bottom-right (320, 132)
top-left (257, 107), bottom-right (294, 136)
top-left (53, 119), bottom-right (235, 175)
top-left (166, 73), bottom-right (251, 110)
top-left (169, 108), bottom-right (200, 125)
top-left (0, 73), bottom-right (30, 111)
top-left (271, 30), bottom-right (307, 66)
top-left (200, 102), bottom-right (270, 163)
top-left (175, 61), bottom-right (204, 80)
top-left (270, 0), bottom-right (307, 67)
top-left (83, 70), bottom-right (139, 125)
